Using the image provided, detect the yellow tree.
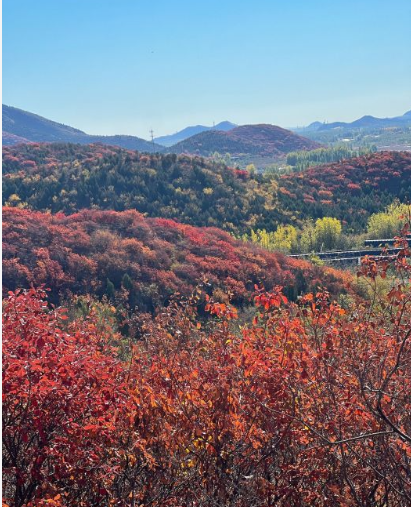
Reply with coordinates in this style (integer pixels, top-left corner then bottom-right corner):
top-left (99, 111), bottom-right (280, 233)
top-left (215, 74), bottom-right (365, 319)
top-left (314, 217), bottom-right (342, 251)
top-left (272, 225), bottom-right (298, 253)
top-left (367, 201), bottom-right (410, 239)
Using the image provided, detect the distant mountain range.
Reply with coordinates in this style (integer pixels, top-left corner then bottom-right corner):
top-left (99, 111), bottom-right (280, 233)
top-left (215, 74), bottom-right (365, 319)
top-left (154, 121), bottom-right (237, 147)
top-left (2, 105), bottom-right (162, 152)
top-left (294, 110), bottom-right (411, 133)
top-left (166, 124), bottom-right (322, 159)
top-left (8, 104), bottom-right (409, 165)
top-left (5, 104), bottom-right (411, 154)
top-left (2, 106), bottom-right (321, 165)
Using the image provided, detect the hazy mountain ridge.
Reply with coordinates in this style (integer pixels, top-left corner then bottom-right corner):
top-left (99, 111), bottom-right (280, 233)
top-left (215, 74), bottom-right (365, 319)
top-left (4, 104), bottom-right (410, 162)
top-left (293, 110), bottom-right (411, 133)
top-left (154, 121), bottom-right (237, 147)
top-left (2, 105), bottom-right (162, 152)
top-left (2, 105), bottom-right (321, 166)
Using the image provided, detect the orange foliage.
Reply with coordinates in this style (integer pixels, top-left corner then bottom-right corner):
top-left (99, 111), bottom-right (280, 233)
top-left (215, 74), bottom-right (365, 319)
top-left (3, 235), bottom-right (411, 506)
top-left (3, 208), bottom-right (351, 310)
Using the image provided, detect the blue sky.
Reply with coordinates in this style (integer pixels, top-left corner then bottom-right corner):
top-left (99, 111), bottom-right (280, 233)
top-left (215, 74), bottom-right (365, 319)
top-left (3, 0), bottom-right (411, 139)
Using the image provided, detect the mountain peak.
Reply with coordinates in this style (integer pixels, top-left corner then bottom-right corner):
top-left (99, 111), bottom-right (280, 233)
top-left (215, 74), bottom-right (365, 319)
top-left (166, 123), bottom-right (322, 163)
top-left (154, 121), bottom-right (237, 147)
top-left (213, 121), bottom-right (236, 130)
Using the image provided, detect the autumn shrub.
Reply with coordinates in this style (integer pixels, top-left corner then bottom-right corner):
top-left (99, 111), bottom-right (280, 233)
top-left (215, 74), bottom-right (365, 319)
top-left (2, 207), bottom-right (352, 311)
top-left (3, 233), bottom-right (411, 506)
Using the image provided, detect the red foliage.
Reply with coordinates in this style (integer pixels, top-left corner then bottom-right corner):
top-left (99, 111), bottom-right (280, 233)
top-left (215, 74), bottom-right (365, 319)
top-left (278, 151), bottom-right (411, 228)
top-left (3, 238), bottom-right (411, 505)
top-left (280, 151), bottom-right (411, 197)
top-left (2, 208), bottom-right (351, 309)
top-left (2, 288), bottom-right (130, 506)
top-left (233, 169), bottom-right (249, 179)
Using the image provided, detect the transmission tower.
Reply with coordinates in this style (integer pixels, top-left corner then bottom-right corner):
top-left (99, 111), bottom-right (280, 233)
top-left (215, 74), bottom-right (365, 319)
top-left (149, 129), bottom-right (155, 152)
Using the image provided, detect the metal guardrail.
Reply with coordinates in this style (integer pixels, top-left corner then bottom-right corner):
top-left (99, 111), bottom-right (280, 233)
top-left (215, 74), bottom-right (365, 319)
top-left (364, 236), bottom-right (411, 247)
top-left (289, 247), bottom-right (401, 259)
top-left (289, 247), bottom-right (402, 264)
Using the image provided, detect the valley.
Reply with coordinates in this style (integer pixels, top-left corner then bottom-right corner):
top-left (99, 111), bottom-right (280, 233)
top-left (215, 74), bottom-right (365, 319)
top-left (4, 0), bottom-right (411, 504)
top-left (3, 101), bottom-right (411, 507)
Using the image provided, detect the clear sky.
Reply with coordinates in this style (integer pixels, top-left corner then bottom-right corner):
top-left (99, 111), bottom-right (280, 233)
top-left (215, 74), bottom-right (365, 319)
top-left (3, 0), bottom-right (411, 139)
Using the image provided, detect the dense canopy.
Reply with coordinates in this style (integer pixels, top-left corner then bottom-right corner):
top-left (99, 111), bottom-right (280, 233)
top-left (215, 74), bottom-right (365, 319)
top-left (3, 207), bottom-right (350, 311)
top-left (4, 144), bottom-right (411, 234)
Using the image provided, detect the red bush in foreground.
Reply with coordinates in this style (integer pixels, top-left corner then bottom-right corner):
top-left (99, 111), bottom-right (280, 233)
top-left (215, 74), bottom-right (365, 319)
top-left (2, 289), bottom-right (135, 506)
top-left (3, 238), bottom-right (411, 506)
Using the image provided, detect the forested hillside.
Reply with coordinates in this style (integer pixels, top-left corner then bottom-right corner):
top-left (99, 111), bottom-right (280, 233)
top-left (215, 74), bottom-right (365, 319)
top-left (2, 143), bottom-right (281, 233)
top-left (4, 1), bottom-right (411, 505)
top-left (4, 144), bottom-right (411, 234)
top-left (278, 151), bottom-right (411, 231)
top-left (3, 207), bottom-right (350, 311)
top-left (3, 133), bottom-right (411, 507)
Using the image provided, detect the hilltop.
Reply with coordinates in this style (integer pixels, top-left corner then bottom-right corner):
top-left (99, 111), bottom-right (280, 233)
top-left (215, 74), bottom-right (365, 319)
top-left (167, 124), bottom-right (322, 164)
top-left (154, 121), bottom-right (236, 147)
top-left (319, 110), bottom-right (411, 131)
top-left (2, 104), bottom-right (162, 152)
